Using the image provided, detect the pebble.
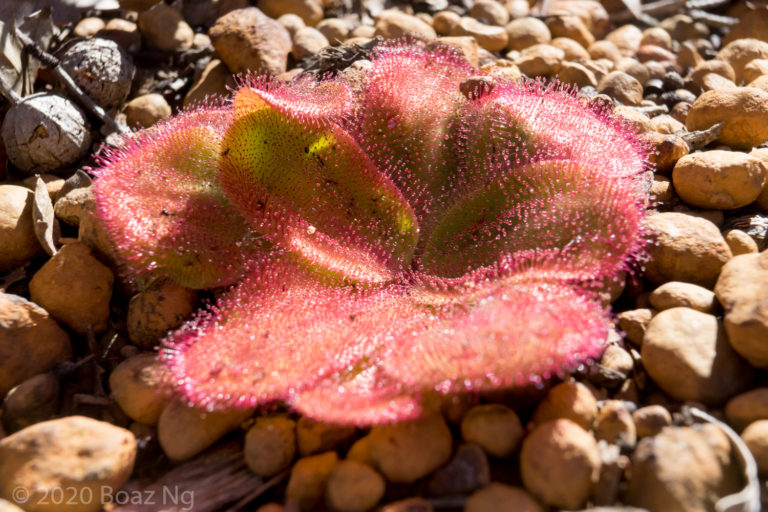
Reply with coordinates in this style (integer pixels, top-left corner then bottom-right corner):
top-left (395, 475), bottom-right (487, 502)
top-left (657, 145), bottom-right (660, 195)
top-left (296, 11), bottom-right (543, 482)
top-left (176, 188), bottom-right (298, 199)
top-left (752, 148), bottom-right (768, 210)
top-left (427, 443), bottom-right (490, 496)
top-left (0, 185), bottom-right (43, 271)
top-left (616, 57), bottom-right (648, 83)
top-left (689, 59), bottom-right (736, 90)
top-left (464, 483), bottom-right (544, 512)
top-left (673, 150), bottom-right (766, 210)
top-left (644, 132), bottom-right (690, 174)
top-left (614, 106), bottom-right (654, 133)
top-left (157, 399), bottom-right (253, 460)
top-left (296, 417), bottom-right (356, 456)
top-left (716, 38), bottom-right (768, 83)
top-left (659, 14), bottom-right (708, 42)
top-left (547, 15), bottom-right (594, 49)
top-left (210, 8), bottom-right (292, 75)
top-left (292, 26), bottom-right (329, 60)
top-left (640, 26), bottom-right (672, 50)
top-left (0, 293), bottom-right (71, 398)
top-left (650, 114), bottom-right (684, 134)
top-left (531, 381), bottom-right (598, 430)
top-left (514, 43), bottom-right (564, 77)
top-left (123, 93), bottom-right (171, 128)
top-left (504, 17), bottom-right (550, 51)
top-left (548, 0), bottom-right (609, 39)
top-left (184, 59), bottom-right (235, 107)
top-left (724, 229), bottom-right (759, 255)
top-left (594, 400), bottom-right (637, 447)
top-left (0, 416), bottom-right (136, 512)
top-left (636, 44), bottom-right (676, 64)
top-left (461, 404), bottom-right (524, 458)
top-left (605, 24), bottom-right (641, 56)
top-left (741, 420), bottom-right (768, 475)
top-left (244, 415), bottom-right (297, 477)
top-left (109, 353), bottom-right (169, 425)
top-left (551, 37), bottom-right (590, 61)
top-left (643, 212), bottom-right (732, 288)
top-left (285, 451), bottom-right (339, 511)
top-left (316, 18), bottom-right (349, 45)
top-left (743, 58), bottom-right (768, 84)
top-left (588, 40), bottom-right (622, 62)
top-left (650, 174), bottom-right (674, 202)
top-left (599, 344), bottom-right (634, 378)
top-left (29, 243), bottom-right (113, 334)
top-left (714, 250), bottom-right (768, 368)
top-left (748, 74), bottom-right (768, 92)
top-left (558, 62), bottom-right (597, 88)
top-left (617, 308), bottom-right (654, 346)
top-left (374, 9), bottom-right (437, 40)
top-left (598, 71), bottom-right (643, 105)
top-left (642, 307), bottom-right (753, 404)
top-left (258, 0), bottom-right (323, 26)
top-left (520, 419), bottom-right (600, 509)
top-left (278, 13), bottom-right (305, 37)
top-left (726, 388), bottom-right (768, 431)
top-left (632, 405), bottom-right (671, 438)
top-left (687, 87), bottom-right (768, 149)
top-left (138, 3), bottom-right (193, 52)
top-left (368, 416), bottom-right (452, 483)
top-left (326, 460), bottom-right (385, 512)
top-left (626, 425), bottom-right (741, 512)
top-left (73, 16), bottom-right (105, 38)
top-left (470, 0), bottom-right (509, 26)
top-left (0, 499), bottom-right (24, 512)
top-left (433, 10), bottom-right (461, 36)
top-left (455, 17), bottom-right (508, 52)
top-left (2, 373), bottom-right (59, 433)
top-left (98, 18), bottom-right (142, 54)
top-left (648, 281), bottom-right (716, 313)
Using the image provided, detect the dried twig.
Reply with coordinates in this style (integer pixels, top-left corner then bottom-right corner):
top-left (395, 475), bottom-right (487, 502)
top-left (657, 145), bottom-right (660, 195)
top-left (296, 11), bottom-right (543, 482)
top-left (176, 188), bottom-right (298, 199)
top-left (13, 26), bottom-right (128, 135)
top-left (681, 122), bottom-right (724, 151)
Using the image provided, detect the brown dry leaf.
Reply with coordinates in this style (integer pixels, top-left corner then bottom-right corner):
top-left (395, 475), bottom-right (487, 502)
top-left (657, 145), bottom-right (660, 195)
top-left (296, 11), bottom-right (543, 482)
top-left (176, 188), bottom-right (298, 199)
top-left (33, 174), bottom-right (59, 256)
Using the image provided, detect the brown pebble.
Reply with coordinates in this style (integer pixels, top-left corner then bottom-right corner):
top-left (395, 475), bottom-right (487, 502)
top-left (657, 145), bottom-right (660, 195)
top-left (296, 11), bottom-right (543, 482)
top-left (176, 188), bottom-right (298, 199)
top-left (296, 417), bottom-right (356, 456)
top-left (594, 400), bottom-right (637, 447)
top-left (465, 483), bottom-right (544, 512)
top-left (2, 373), bottom-right (59, 433)
top-left (686, 87), bottom-right (768, 149)
top-left (138, 4), bottom-right (193, 52)
top-left (505, 17), bottom-right (550, 51)
top-left (109, 353), bottom-right (168, 425)
top-left (520, 419), bottom-right (600, 509)
top-left (617, 308), bottom-right (654, 346)
top-left (244, 415), bottom-right (297, 477)
top-left (124, 93), bottom-right (171, 128)
top-left (726, 388), bottom-right (768, 431)
top-left (531, 381), bottom-right (597, 430)
top-left (210, 8), bottom-right (292, 75)
top-left (642, 307), bottom-right (753, 404)
top-left (286, 451), bottom-right (340, 511)
top-left (714, 250), bottom-right (768, 368)
top-left (632, 405), bottom-right (672, 438)
top-left (326, 460), bottom-right (385, 512)
top-left (259, 0), bottom-right (323, 26)
top-left (461, 404), bottom-right (523, 458)
top-left (0, 185), bottom-right (44, 271)
top-left (643, 212), bottom-right (732, 288)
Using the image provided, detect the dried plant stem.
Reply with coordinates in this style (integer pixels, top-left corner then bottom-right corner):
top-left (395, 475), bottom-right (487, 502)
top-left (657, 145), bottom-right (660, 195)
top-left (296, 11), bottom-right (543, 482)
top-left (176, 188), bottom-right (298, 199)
top-left (0, 72), bottom-right (22, 104)
top-left (14, 26), bottom-right (128, 135)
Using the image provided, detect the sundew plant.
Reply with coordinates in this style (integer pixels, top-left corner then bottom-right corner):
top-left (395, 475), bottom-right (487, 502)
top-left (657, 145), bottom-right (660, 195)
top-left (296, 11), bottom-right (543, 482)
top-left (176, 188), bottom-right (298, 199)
top-left (94, 40), bottom-right (650, 425)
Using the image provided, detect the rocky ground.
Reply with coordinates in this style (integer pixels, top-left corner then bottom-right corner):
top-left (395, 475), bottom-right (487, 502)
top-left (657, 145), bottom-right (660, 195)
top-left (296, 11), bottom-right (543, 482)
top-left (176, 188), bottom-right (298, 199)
top-left (1, 0), bottom-right (768, 511)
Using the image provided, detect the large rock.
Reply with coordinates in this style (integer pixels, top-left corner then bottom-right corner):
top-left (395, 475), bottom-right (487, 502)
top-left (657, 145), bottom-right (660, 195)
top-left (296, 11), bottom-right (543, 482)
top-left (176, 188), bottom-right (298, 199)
top-left (0, 185), bottom-right (44, 271)
top-left (0, 416), bottom-right (136, 512)
top-left (626, 425), bottom-right (741, 512)
top-left (643, 212), bottom-right (732, 288)
top-left (714, 250), bottom-right (768, 367)
top-left (685, 87), bottom-right (768, 149)
top-left (672, 150), bottom-right (766, 210)
top-left (0, 293), bottom-right (71, 397)
top-left (209, 8), bottom-right (292, 75)
top-left (642, 307), bottom-right (753, 404)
